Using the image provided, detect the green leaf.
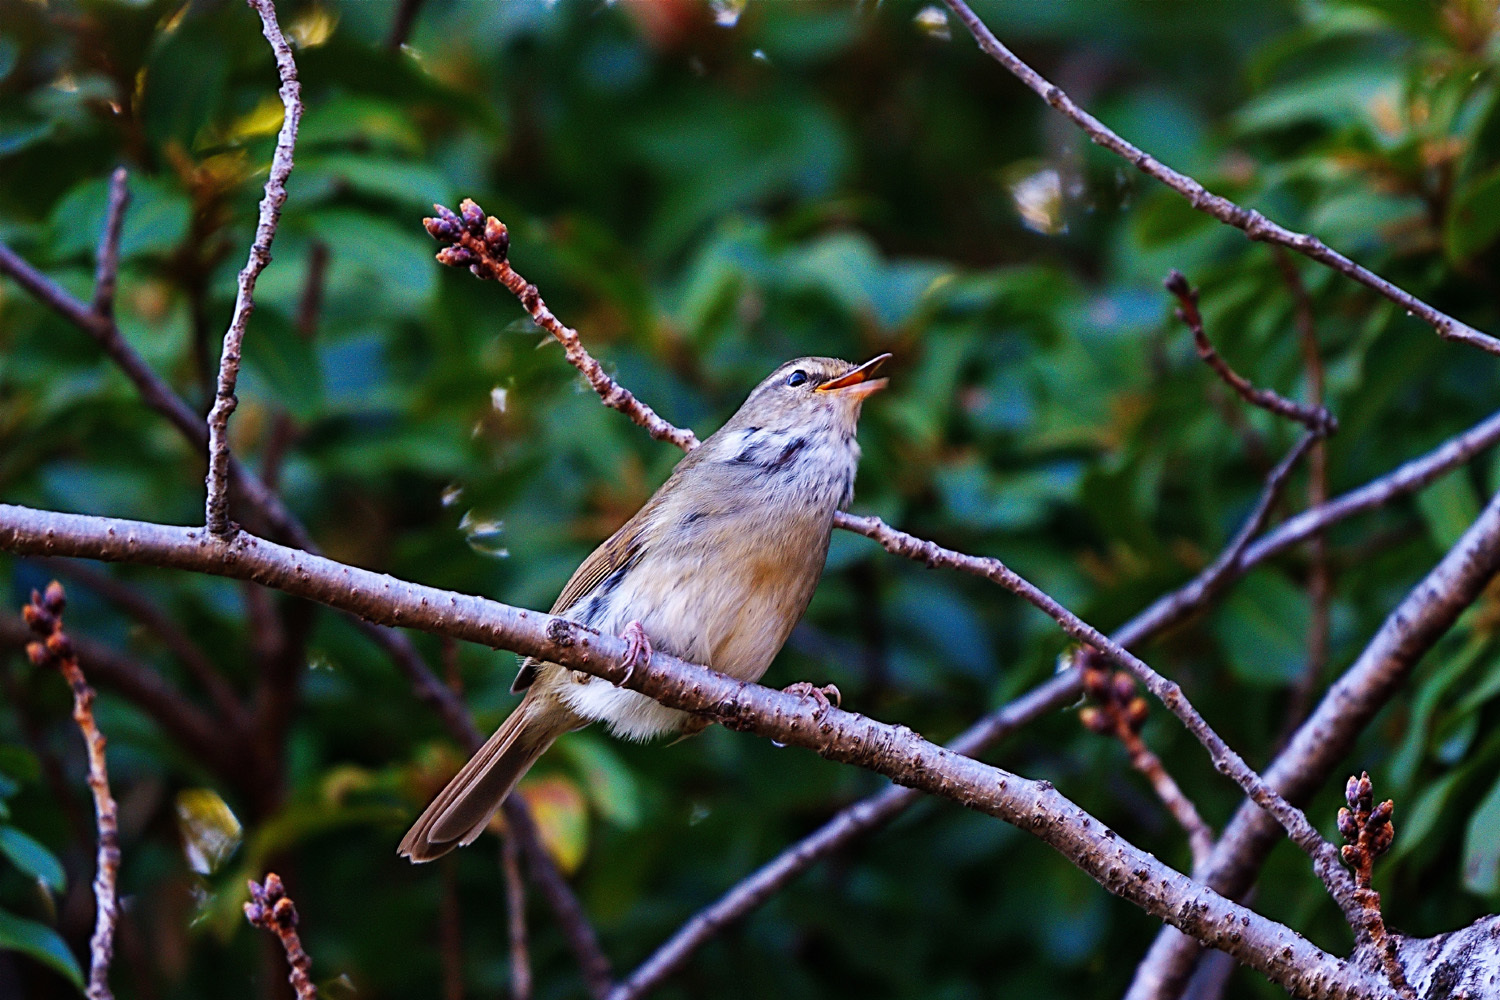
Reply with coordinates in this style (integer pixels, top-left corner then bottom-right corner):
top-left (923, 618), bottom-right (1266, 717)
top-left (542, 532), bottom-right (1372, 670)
top-left (0, 827), bottom-right (66, 893)
top-left (0, 908), bottom-right (83, 988)
top-left (1464, 773), bottom-right (1500, 896)
top-left (1416, 469), bottom-right (1483, 551)
top-left (1445, 164), bottom-right (1500, 263)
top-left (1212, 573), bottom-right (1312, 686)
top-left (47, 175), bottom-right (191, 262)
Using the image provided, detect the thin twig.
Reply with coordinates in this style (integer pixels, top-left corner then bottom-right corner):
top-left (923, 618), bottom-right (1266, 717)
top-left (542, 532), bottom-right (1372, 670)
top-left (0, 239), bottom-right (309, 547)
top-left (440, 860), bottom-right (466, 1000)
top-left (22, 583), bottom-right (119, 1000)
top-left (941, 0), bottom-right (1500, 358)
top-left (244, 873), bottom-right (317, 999)
top-left (0, 504), bottom-right (1390, 1000)
top-left (1165, 270), bottom-right (1335, 434)
top-left (205, 0), bottom-right (303, 537)
top-left (91, 168), bottom-right (129, 321)
top-left (1275, 249), bottom-right (1333, 736)
top-left (425, 203), bottom-right (700, 452)
top-left (504, 799), bottom-right (615, 999)
top-left (501, 835), bottom-right (533, 1000)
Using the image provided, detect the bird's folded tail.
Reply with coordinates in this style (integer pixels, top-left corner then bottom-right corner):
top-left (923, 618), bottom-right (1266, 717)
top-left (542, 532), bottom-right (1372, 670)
top-left (399, 695), bottom-right (574, 862)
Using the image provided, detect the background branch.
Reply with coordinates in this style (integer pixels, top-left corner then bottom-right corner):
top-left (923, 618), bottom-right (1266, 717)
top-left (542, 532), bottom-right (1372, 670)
top-left (941, 0), bottom-right (1500, 358)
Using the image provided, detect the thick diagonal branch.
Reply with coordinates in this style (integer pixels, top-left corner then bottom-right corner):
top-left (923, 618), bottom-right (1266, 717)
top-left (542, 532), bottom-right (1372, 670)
top-left (0, 503), bottom-right (1387, 1000)
top-left (1126, 483), bottom-right (1500, 1000)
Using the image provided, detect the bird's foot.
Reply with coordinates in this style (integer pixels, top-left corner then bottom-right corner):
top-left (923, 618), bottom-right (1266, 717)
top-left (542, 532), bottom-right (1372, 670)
top-left (617, 621), bottom-right (652, 686)
top-left (782, 681), bottom-right (842, 717)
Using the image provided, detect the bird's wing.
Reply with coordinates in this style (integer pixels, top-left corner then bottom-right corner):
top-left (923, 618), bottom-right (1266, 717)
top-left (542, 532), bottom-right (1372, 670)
top-left (509, 501), bottom-right (652, 693)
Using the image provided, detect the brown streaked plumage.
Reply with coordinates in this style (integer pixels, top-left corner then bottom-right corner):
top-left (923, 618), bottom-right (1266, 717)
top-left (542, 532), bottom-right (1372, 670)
top-left (399, 354), bottom-right (889, 862)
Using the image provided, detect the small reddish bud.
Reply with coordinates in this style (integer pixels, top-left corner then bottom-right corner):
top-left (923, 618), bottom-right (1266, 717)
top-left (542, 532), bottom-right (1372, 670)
top-left (459, 198), bottom-right (484, 235)
top-left (243, 901), bottom-right (265, 925)
top-left (483, 216), bottom-right (509, 257)
top-left (423, 215), bottom-right (459, 242)
top-left (42, 581), bottom-right (65, 614)
top-left (432, 203), bottom-right (460, 225)
top-left (263, 873), bottom-right (285, 900)
top-left (1111, 672), bottom-right (1136, 704)
top-left (271, 897), bottom-right (297, 928)
top-left (1079, 706), bottom-right (1112, 734)
top-left (1337, 806), bottom-right (1358, 842)
top-left (1125, 697), bottom-right (1149, 731)
top-left (1082, 667), bottom-right (1111, 700)
top-left (44, 632), bottom-right (71, 660)
top-left (26, 641), bottom-right (49, 666)
top-left (21, 604), bottom-right (53, 635)
top-left (436, 246), bottom-right (475, 267)
top-left (1369, 799), bottom-right (1393, 828)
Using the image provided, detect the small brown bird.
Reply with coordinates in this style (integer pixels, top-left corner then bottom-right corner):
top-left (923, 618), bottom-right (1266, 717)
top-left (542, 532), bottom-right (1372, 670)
top-left (399, 354), bottom-right (889, 862)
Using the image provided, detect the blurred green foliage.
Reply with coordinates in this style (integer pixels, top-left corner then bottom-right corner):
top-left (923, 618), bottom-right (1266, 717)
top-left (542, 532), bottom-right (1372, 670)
top-left (4, 0), bottom-right (1500, 997)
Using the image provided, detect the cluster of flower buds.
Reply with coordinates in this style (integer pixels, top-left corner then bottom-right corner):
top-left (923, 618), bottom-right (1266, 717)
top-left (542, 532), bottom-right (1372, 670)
top-left (21, 581), bottom-right (70, 667)
top-left (423, 198), bottom-right (510, 273)
top-left (1337, 771), bottom-right (1395, 884)
top-left (1076, 647), bottom-right (1149, 737)
top-left (244, 873), bottom-right (298, 930)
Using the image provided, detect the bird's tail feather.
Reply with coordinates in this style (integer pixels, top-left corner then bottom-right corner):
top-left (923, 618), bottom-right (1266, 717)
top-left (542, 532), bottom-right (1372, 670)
top-left (399, 696), bottom-right (573, 862)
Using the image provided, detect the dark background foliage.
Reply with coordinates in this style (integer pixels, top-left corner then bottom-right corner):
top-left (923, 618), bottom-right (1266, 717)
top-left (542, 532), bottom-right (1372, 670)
top-left (3, 0), bottom-right (1500, 996)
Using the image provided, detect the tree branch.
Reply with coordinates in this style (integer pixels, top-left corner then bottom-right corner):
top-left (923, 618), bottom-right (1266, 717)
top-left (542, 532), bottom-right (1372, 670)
top-left (90, 168), bottom-right (128, 322)
top-left (941, 0), bottom-right (1500, 358)
top-left (22, 583), bottom-right (120, 1000)
top-left (1126, 482), bottom-right (1500, 1000)
top-left (205, 0), bottom-right (302, 538)
top-left (0, 503), bottom-right (1387, 1000)
top-left (1165, 270), bottom-right (1335, 434)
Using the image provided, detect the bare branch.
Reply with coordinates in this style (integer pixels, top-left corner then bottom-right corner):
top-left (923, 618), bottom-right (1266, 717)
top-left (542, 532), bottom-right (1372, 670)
top-left (501, 835), bottom-right (533, 1000)
top-left (22, 583), bottom-right (120, 1000)
top-left (834, 506), bottom-right (1366, 924)
top-left (1127, 483), bottom-right (1500, 1000)
top-left (205, 0), bottom-right (303, 537)
top-left (426, 202), bottom-right (700, 452)
top-left (941, 0), bottom-right (1500, 359)
top-left (1164, 271), bottom-right (1335, 434)
top-left (91, 168), bottom-right (129, 321)
top-left (0, 503), bottom-right (1388, 1000)
top-left (244, 873), bottom-right (317, 999)
top-left (503, 799), bottom-right (615, 999)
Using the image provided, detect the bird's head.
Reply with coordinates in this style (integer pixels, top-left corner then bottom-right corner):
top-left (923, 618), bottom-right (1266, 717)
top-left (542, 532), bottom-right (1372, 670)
top-left (727, 354), bottom-right (891, 437)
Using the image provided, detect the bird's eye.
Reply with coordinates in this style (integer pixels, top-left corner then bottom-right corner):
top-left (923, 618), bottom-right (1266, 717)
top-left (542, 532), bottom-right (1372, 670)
top-left (786, 370), bottom-right (809, 388)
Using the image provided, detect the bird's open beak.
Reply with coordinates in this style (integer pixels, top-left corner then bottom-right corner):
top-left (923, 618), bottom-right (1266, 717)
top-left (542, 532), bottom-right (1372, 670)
top-left (816, 353), bottom-right (891, 399)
